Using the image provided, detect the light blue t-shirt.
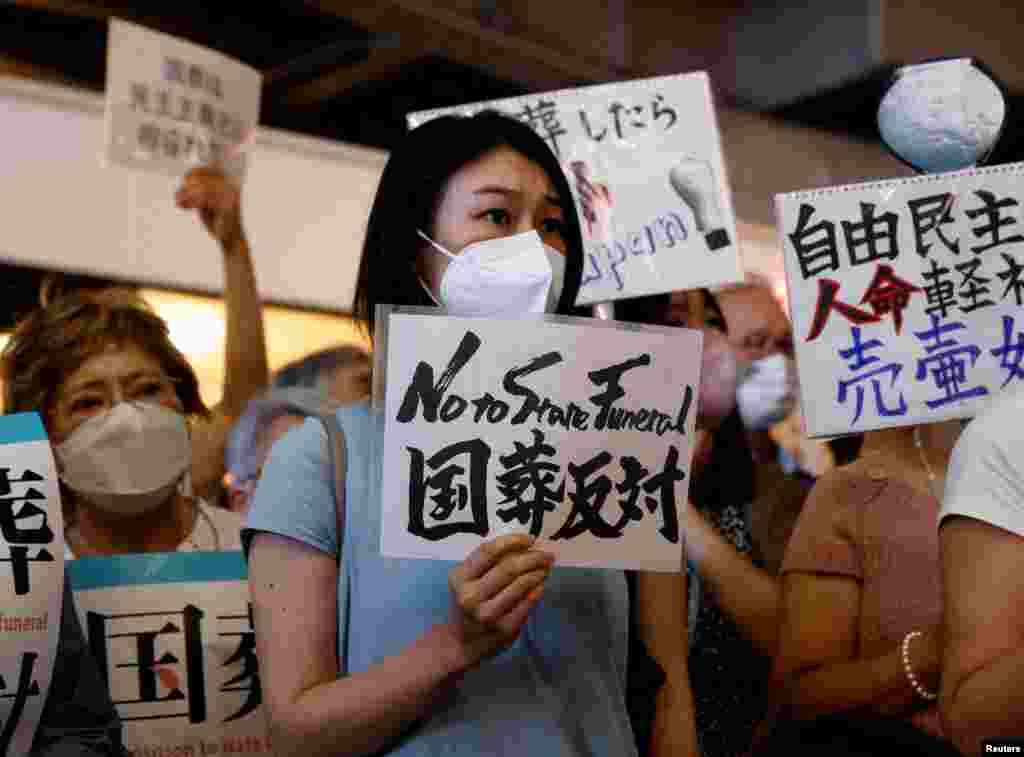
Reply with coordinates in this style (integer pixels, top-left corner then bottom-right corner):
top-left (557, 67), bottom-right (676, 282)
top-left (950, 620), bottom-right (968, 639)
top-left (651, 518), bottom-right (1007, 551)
top-left (245, 402), bottom-right (639, 756)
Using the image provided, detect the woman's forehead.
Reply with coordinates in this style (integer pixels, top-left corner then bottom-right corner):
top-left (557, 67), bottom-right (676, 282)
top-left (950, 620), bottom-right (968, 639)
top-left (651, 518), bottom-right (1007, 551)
top-left (64, 342), bottom-right (163, 388)
top-left (448, 145), bottom-right (558, 199)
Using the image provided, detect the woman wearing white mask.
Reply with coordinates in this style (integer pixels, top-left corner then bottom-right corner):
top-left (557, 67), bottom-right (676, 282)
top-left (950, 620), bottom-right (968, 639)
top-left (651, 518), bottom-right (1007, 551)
top-left (244, 111), bottom-right (696, 757)
top-left (619, 288), bottom-right (781, 757)
top-left (2, 290), bottom-right (243, 556)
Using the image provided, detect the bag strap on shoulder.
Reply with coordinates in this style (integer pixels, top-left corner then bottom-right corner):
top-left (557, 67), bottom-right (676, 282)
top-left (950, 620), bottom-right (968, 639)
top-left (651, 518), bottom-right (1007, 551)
top-left (317, 412), bottom-right (348, 562)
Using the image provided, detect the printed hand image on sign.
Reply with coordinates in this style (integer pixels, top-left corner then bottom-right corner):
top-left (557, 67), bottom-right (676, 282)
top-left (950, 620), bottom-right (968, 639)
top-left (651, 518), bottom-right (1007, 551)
top-left (408, 72), bottom-right (744, 305)
top-left (105, 19), bottom-right (262, 181)
top-left (380, 313), bottom-right (701, 572)
top-left (777, 161), bottom-right (1024, 437)
top-left (0, 414), bottom-right (64, 757)
top-left (68, 552), bottom-right (270, 756)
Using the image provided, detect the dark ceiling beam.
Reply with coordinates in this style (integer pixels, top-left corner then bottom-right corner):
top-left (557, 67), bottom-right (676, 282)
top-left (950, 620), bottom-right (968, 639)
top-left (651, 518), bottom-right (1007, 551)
top-left (0, 52), bottom-right (93, 89)
top-left (306, 0), bottom-right (625, 91)
top-left (9, 0), bottom-right (113, 19)
top-left (279, 44), bottom-right (427, 106)
top-left (9, 1), bottom-right (212, 47)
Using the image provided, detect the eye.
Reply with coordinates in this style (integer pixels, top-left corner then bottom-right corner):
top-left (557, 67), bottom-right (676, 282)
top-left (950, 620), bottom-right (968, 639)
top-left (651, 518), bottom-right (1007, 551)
top-left (125, 379), bottom-right (166, 401)
top-left (70, 396), bottom-right (103, 413)
top-left (482, 208), bottom-right (511, 226)
top-left (139, 382), bottom-right (166, 397)
top-left (540, 217), bottom-right (566, 235)
top-left (704, 308), bottom-right (727, 332)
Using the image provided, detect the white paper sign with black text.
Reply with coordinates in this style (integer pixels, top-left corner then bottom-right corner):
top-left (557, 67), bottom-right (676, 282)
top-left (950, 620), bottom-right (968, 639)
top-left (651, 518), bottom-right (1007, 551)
top-left (380, 313), bottom-right (700, 572)
top-left (408, 72), bottom-right (744, 305)
top-left (68, 552), bottom-right (271, 757)
top-left (777, 161), bottom-right (1024, 437)
top-left (0, 413), bottom-right (64, 757)
top-left (105, 18), bottom-right (262, 181)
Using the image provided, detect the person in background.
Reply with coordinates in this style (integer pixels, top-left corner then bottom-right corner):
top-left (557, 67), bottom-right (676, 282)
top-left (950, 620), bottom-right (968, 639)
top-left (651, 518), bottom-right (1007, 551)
top-left (762, 418), bottom-right (963, 746)
top-left (224, 387), bottom-right (332, 515)
top-left (713, 279), bottom-right (793, 365)
top-left (938, 388), bottom-right (1024, 753)
top-left (33, 165), bottom-right (270, 510)
top-left (2, 289), bottom-right (243, 556)
top-left (245, 111), bottom-right (696, 757)
top-left (618, 287), bottom-right (777, 757)
top-left (272, 344), bottom-right (371, 406)
top-left (713, 279), bottom-right (801, 492)
top-left (749, 429), bottom-right (863, 575)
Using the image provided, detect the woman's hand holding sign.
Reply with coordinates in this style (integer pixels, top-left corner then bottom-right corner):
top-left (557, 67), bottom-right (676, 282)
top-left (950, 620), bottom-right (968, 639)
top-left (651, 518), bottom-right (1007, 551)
top-left (445, 534), bottom-right (555, 668)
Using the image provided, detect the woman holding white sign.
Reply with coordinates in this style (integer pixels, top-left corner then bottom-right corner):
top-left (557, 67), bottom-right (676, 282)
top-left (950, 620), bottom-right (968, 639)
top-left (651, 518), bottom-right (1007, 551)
top-left (245, 111), bottom-right (696, 757)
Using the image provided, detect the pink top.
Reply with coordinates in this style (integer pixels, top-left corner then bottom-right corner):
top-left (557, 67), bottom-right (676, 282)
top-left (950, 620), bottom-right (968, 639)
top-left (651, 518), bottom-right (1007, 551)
top-left (780, 461), bottom-right (945, 737)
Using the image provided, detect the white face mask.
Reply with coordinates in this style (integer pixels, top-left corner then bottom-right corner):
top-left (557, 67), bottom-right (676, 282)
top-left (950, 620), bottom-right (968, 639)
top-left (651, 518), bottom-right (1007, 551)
top-left (736, 353), bottom-right (798, 431)
top-left (55, 401), bottom-right (191, 517)
top-left (418, 229), bottom-right (566, 316)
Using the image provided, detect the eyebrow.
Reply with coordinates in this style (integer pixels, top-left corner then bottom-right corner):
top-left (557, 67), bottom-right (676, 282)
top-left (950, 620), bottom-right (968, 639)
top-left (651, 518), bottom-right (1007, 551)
top-left (473, 186), bottom-right (566, 209)
top-left (64, 371), bottom-right (163, 395)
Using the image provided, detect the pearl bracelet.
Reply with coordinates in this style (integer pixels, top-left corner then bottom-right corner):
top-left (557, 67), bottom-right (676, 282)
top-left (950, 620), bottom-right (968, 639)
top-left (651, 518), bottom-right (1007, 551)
top-left (901, 630), bottom-right (938, 701)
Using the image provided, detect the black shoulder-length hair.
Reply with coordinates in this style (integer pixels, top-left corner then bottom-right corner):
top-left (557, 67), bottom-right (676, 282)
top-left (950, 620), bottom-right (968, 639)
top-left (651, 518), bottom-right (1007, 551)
top-left (352, 110), bottom-right (585, 340)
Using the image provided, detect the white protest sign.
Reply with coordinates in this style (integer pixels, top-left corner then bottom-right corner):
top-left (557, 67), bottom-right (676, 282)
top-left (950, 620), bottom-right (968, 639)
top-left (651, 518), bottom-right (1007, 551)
top-left (408, 72), bottom-right (744, 305)
top-left (380, 312), bottom-right (701, 572)
top-left (68, 552), bottom-right (271, 756)
top-left (105, 18), bottom-right (262, 181)
top-left (0, 413), bottom-right (64, 757)
top-left (777, 161), bottom-right (1024, 437)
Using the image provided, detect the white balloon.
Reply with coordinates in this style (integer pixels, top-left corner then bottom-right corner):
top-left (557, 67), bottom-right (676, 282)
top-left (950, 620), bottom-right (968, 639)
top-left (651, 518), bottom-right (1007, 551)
top-left (878, 58), bottom-right (1005, 173)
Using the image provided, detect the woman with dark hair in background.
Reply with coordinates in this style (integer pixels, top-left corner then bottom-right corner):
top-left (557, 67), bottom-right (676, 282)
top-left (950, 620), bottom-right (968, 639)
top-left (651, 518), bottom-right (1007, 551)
top-left (244, 111), bottom-right (695, 757)
top-left (618, 288), bottom-right (778, 757)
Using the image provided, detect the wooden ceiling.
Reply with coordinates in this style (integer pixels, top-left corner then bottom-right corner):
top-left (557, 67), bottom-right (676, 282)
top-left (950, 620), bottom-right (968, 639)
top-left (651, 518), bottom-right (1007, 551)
top-left (4, 1), bottom-right (1024, 328)
top-left (1, 0), bottom-right (760, 149)
top-left (6, 1), bottom-right (1024, 149)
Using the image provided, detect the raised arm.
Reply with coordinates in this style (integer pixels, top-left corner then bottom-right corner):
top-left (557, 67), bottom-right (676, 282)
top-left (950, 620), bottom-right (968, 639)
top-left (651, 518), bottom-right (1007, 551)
top-left (635, 570), bottom-right (697, 756)
top-left (248, 532), bottom-right (552, 757)
top-left (683, 502), bottom-right (780, 657)
top-left (939, 516), bottom-right (1024, 753)
top-left (176, 165), bottom-right (269, 417)
top-left (176, 166), bottom-right (269, 501)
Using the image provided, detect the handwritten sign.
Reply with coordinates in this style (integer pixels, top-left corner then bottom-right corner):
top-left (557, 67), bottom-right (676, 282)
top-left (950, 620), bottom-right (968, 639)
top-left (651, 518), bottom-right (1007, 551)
top-left (68, 552), bottom-right (271, 756)
top-left (0, 413), bottom-right (64, 757)
top-left (380, 312), bottom-right (701, 571)
top-left (408, 72), bottom-right (744, 305)
top-left (105, 18), bottom-right (262, 181)
top-left (777, 161), bottom-right (1024, 437)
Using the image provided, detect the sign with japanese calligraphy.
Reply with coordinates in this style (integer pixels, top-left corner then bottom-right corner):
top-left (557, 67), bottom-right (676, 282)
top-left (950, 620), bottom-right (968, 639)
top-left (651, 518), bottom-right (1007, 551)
top-left (0, 413), bottom-right (64, 757)
top-left (407, 72), bottom-right (744, 305)
top-left (68, 552), bottom-right (270, 756)
top-left (104, 18), bottom-right (262, 181)
top-left (380, 312), bottom-right (700, 571)
top-left (777, 161), bottom-right (1024, 437)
